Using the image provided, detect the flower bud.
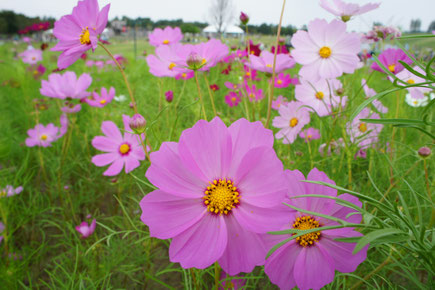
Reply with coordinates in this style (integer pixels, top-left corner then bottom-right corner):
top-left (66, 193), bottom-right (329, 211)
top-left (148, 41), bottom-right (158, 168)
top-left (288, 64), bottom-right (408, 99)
top-left (129, 114), bottom-right (147, 134)
top-left (186, 52), bottom-right (205, 70)
top-left (165, 90), bottom-right (174, 103)
top-left (341, 15), bottom-right (351, 22)
top-left (418, 146), bottom-right (431, 158)
top-left (336, 88), bottom-right (344, 96)
top-left (240, 12), bottom-right (249, 25)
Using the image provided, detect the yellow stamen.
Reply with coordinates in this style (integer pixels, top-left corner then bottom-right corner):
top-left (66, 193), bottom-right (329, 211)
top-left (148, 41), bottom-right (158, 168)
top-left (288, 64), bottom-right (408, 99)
top-left (100, 100), bottom-right (107, 104)
top-left (388, 64), bottom-right (396, 73)
top-left (80, 27), bottom-right (91, 45)
top-left (290, 118), bottom-right (298, 128)
top-left (359, 122), bottom-right (367, 133)
top-left (168, 63), bottom-right (176, 70)
top-left (203, 179), bottom-right (240, 215)
top-left (315, 91), bottom-right (324, 100)
top-left (40, 134), bottom-right (48, 140)
top-left (246, 72), bottom-right (251, 77)
top-left (119, 143), bottom-right (130, 154)
top-left (293, 215), bottom-right (321, 247)
top-left (277, 79), bottom-right (283, 85)
top-left (163, 39), bottom-right (170, 44)
top-left (407, 79), bottom-right (415, 84)
top-left (182, 73), bottom-right (187, 78)
top-left (319, 46), bottom-right (331, 58)
top-left (266, 64), bottom-right (273, 68)
top-left (231, 97), bottom-right (236, 102)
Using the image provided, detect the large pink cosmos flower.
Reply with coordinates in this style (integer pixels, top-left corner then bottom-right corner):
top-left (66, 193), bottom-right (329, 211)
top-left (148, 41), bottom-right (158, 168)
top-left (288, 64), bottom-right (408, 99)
top-left (146, 43), bottom-right (191, 78)
top-left (361, 79), bottom-right (388, 113)
top-left (148, 26), bottom-right (183, 47)
top-left (87, 87), bottom-right (115, 107)
top-left (75, 219), bottom-right (96, 238)
top-left (264, 168), bottom-right (368, 290)
top-left (0, 185), bottom-right (23, 198)
top-left (19, 49), bottom-right (43, 64)
top-left (272, 101), bottom-right (311, 144)
top-left (51, 0), bottom-right (110, 69)
top-left (371, 48), bottom-right (412, 74)
top-left (295, 78), bottom-right (343, 116)
top-left (25, 115), bottom-right (68, 147)
top-left (347, 108), bottom-right (383, 148)
top-left (320, 0), bottom-right (380, 21)
top-left (246, 51), bottom-right (295, 74)
top-left (40, 71), bottom-right (92, 99)
top-left (91, 120), bottom-right (145, 176)
top-left (140, 117), bottom-right (289, 275)
top-left (292, 19), bottom-right (361, 82)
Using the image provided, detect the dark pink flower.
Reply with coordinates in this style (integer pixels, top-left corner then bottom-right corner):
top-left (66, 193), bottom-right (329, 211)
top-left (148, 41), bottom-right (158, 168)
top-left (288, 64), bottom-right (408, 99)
top-left (371, 48), bottom-right (412, 74)
top-left (273, 73), bottom-right (298, 88)
top-left (244, 82), bottom-right (264, 102)
top-left (87, 87), bottom-right (115, 107)
top-left (225, 92), bottom-right (241, 107)
top-left (165, 90), bottom-right (174, 102)
top-left (239, 12), bottom-right (249, 25)
top-left (210, 84), bottom-right (220, 92)
top-left (75, 219), bottom-right (96, 238)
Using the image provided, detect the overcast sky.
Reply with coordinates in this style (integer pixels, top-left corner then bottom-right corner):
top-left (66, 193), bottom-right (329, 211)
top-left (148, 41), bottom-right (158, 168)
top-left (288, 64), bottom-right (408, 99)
top-left (1, 0), bottom-right (434, 32)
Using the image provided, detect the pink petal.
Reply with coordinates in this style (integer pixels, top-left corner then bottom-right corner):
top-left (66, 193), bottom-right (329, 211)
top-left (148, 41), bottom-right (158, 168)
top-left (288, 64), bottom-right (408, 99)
top-left (103, 158), bottom-right (123, 176)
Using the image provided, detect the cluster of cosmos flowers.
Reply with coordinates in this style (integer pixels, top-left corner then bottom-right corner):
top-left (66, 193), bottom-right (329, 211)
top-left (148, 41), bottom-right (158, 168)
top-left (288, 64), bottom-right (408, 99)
top-left (10, 0), bottom-right (433, 289)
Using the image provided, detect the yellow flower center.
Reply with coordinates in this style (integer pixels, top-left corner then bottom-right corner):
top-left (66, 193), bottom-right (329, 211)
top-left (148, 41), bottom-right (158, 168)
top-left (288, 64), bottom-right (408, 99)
top-left (249, 93), bottom-right (254, 98)
top-left (0, 190), bottom-right (6, 197)
top-left (233, 84), bottom-right (238, 89)
top-left (290, 117), bottom-right (298, 127)
top-left (293, 216), bottom-right (321, 247)
top-left (315, 91), bottom-right (324, 100)
top-left (277, 79), bottom-right (283, 84)
top-left (250, 51), bottom-right (255, 55)
top-left (100, 100), bottom-right (106, 104)
top-left (359, 122), bottom-right (367, 133)
top-left (388, 64), bottom-right (396, 73)
top-left (163, 39), bottom-right (170, 44)
top-left (80, 27), bottom-right (91, 45)
top-left (201, 58), bottom-right (207, 64)
top-left (413, 100), bottom-right (418, 105)
top-left (203, 179), bottom-right (240, 215)
top-left (319, 46), bottom-right (331, 58)
top-left (119, 143), bottom-right (130, 154)
top-left (168, 63), bottom-right (176, 70)
top-left (246, 72), bottom-right (251, 77)
top-left (266, 64), bottom-right (273, 68)
top-left (40, 134), bottom-right (48, 140)
top-left (307, 134), bottom-right (312, 139)
top-left (407, 79), bottom-right (415, 84)
top-left (231, 97), bottom-right (236, 102)
top-left (31, 57), bottom-right (36, 61)
top-left (33, 70), bottom-right (39, 75)
top-left (182, 73), bottom-right (187, 78)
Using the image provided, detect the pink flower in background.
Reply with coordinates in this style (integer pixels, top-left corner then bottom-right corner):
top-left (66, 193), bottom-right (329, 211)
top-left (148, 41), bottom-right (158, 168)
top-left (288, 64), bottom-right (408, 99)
top-left (246, 50), bottom-right (295, 74)
top-left (272, 101), bottom-right (311, 144)
top-left (236, 50), bottom-right (248, 59)
top-left (243, 65), bottom-right (260, 81)
top-left (394, 66), bottom-right (432, 96)
top-left (51, 0), bottom-right (110, 69)
top-left (245, 40), bottom-right (261, 56)
top-left (371, 48), bottom-right (412, 74)
top-left (85, 60), bottom-right (95, 67)
top-left (273, 73), bottom-right (298, 88)
top-left (299, 128), bottom-right (321, 142)
top-left (75, 219), bottom-right (96, 239)
top-left (295, 79), bottom-right (343, 116)
top-left (320, 0), bottom-right (380, 21)
top-left (354, 149), bottom-right (367, 159)
top-left (146, 43), bottom-right (191, 78)
top-left (25, 115), bottom-right (68, 147)
top-left (61, 102), bottom-right (82, 113)
top-left (0, 185), bottom-right (23, 198)
top-left (178, 39), bottom-right (229, 72)
top-left (148, 26), bottom-right (183, 47)
top-left (140, 117), bottom-right (288, 275)
top-left (165, 90), bottom-right (174, 102)
top-left (95, 60), bottom-right (105, 70)
top-left (28, 64), bottom-right (46, 79)
top-left (91, 120), bottom-right (145, 176)
top-left (87, 87), bottom-right (115, 107)
top-left (175, 71), bottom-right (195, 80)
top-left (19, 49), bottom-right (42, 64)
top-left (292, 19), bottom-right (361, 81)
top-left (270, 44), bottom-right (289, 55)
top-left (0, 222), bottom-right (4, 244)
top-left (225, 92), bottom-right (241, 107)
top-left (347, 108), bottom-right (383, 148)
top-left (361, 79), bottom-right (388, 113)
top-left (210, 84), bottom-right (220, 91)
top-left (405, 91), bottom-right (434, 107)
top-left (264, 169), bottom-right (367, 290)
top-left (272, 95), bottom-right (289, 110)
top-left (40, 71), bottom-right (92, 99)
top-left (225, 81), bottom-right (241, 91)
top-left (244, 82), bottom-right (265, 102)
top-left (22, 36), bottom-right (32, 43)
top-left (319, 138), bottom-right (344, 156)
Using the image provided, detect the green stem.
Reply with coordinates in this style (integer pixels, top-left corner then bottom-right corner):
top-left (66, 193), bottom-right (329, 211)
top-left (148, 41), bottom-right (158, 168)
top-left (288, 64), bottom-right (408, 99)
top-left (194, 71), bottom-right (207, 121)
top-left (203, 74), bottom-right (217, 117)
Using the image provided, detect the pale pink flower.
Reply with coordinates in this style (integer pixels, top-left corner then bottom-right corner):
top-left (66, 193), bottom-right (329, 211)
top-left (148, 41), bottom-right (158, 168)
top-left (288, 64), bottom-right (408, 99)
top-left (0, 185), bottom-right (23, 198)
top-left (272, 101), bottom-right (311, 144)
top-left (272, 95), bottom-right (289, 110)
top-left (75, 219), bottom-right (96, 238)
top-left (320, 0), bottom-right (380, 21)
top-left (346, 108), bottom-right (383, 148)
top-left (146, 43), bottom-right (191, 78)
top-left (394, 66), bottom-right (432, 96)
top-left (246, 50), bottom-right (295, 74)
top-left (61, 102), bottom-right (82, 113)
top-left (40, 71), bottom-right (92, 100)
top-left (25, 115), bottom-right (68, 147)
top-left (87, 87), bottom-right (115, 107)
top-left (19, 49), bottom-right (42, 64)
top-left (361, 79), bottom-right (388, 113)
top-left (148, 26), bottom-right (183, 47)
top-left (299, 127), bottom-right (321, 142)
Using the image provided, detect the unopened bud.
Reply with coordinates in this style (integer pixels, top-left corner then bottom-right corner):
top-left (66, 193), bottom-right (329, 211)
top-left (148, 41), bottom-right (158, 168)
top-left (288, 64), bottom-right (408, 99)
top-left (341, 15), bottom-right (351, 22)
top-left (186, 52), bottom-right (205, 70)
top-left (129, 114), bottom-right (146, 134)
top-left (336, 88), bottom-right (344, 96)
top-left (240, 12), bottom-right (249, 25)
top-left (418, 146), bottom-right (431, 158)
top-left (165, 90), bottom-right (174, 103)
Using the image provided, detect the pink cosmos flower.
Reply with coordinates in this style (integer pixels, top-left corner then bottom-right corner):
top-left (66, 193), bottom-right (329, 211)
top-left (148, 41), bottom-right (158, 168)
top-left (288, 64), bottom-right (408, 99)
top-left (295, 79), bottom-right (343, 116)
top-left (0, 222), bottom-right (4, 244)
top-left (246, 50), bottom-right (295, 74)
top-left (244, 82), bottom-right (265, 102)
top-left (175, 71), bottom-right (195, 80)
top-left (95, 60), bottom-right (105, 70)
top-left (61, 102), bottom-right (82, 113)
top-left (371, 48), bottom-right (412, 74)
top-left (363, 26), bottom-right (401, 42)
top-left (25, 115), bottom-right (68, 147)
top-left (177, 39), bottom-right (229, 72)
top-left (270, 44), bottom-right (289, 55)
top-left (243, 65), bottom-right (260, 81)
top-left (225, 81), bottom-right (241, 91)
top-left (361, 79), bottom-right (388, 113)
top-left (85, 60), bottom-right (95, 67)
top-left (75, 219), bottom-right (96, 239)
top-left (264, 168), bottom-right (367, 290)
top-left (272, 101), bottom-right (311, 144)
top-left (40, 71), bottom-right (92, 99)
top-left (165, 90), bottom-right (174, 102)
top-left (22, 36), bottom-right (32, 43)
top-left (91, 120), bottom-right (145, 176)
top-left (87, 87), bottom-right (115, 107)
top-left (140, 117), bottom-right (289, 275)
top-left (292, 19), bottom-right (361, 81)
top-left (272, 95), bottom-right (289, 110)
top-left (354, 149), bottom-right (367, 159)
top-left (146, 43), bottom-right (191, 78)
top-left (319, 138), bottom-right (344, 156)
top-left (299, 128), bottom-right (321, 142)
top-left (394, 66), bottom-right (432, 96)
top-left (149, 26), bottom-right (183, 47)
top-left (245, 40), bottom-right (261, 56)
top-left (320, 0), bottom-right (380, 21)
top-left (236, 50), bottom-right (248, 59)
top-left (273, 73), bottom-right (298, 88)
top-left (19, 49), bottom-right (43, 64)
top-left (51, 0), bottom-right (110, 69)
top-left (28, 64), bottom-right (46, 79)
top-left (346, 108), bottom-right (383, 149)
top-left (225, 92), bottom-right (241, 107)
top-left (0, 185), bottom-right (23, 198)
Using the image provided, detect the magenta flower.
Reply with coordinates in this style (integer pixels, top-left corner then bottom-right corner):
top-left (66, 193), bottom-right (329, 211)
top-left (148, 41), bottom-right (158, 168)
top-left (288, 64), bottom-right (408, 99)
top-left (75, 219), bottom-right (96, 239)
top-left (270, 44), bottom-right (289, 55)
top-left (87, 87), bottom-right (115, 107)
top-left (0, 185), bottom-right (23, 198)
top-left (236, 50), bottom-right (248, 59)
top-left (346, 108), bottom-right (383, 149)
top-left (225, 92), bottom-right (241, 107)
top-left (371, 48), bottom-right (412, 74)
top-left (61, 102), bottom-right (82, 113)
top-left (320, 0), bottom-right (380, 21)
top-left (299, 128), bottom-right (321, 142)
top-left (273, 73), bottom-right (298, 88)
top-left (272, 95), bottom-right (289, 110)
top-left (272, 101), bottom-right (311, 144)
top-left (210, 84), bottom-right (220, 91)
top-left (361, 79), bottom-right (388, 113)
top-left (51, 0), bottom-right (110, 69)
top-left (25, 115), bottom-right (68, 147)
top-left (28, 64), bottom-right (46, 79)
top-left (363, 25), bottom-right (401, 42)
top-left (244, 82), bottom-right (265, 102)
top-left (243, 65), bottom-right (260, 81)
top-left (19, 49), bottom-right (42, 64)
top-left (165, 90), bottom-right (174, 102)
top-left (225, 81), bottom-right (241, 91)
top-left (0, 222), bottom-right (4, 244)
top-left (292, 19), bottom-right (361, 81)
top-left (319, 138), bottom-right (344, 156)
top-left (354, 149), bottom-right (367, 159)
top-left (247, 50), bottom-right (295, 74)
top-left (149, 26), bottom-right (183, 47)
top-left (91, 120), bottom-right (145, 176)
top-left (264, 168), bottom-right (368, 290)
top-left (140, 117), bottom-right (288, 274)
top-left (40, 71), bottom-right (92, 100)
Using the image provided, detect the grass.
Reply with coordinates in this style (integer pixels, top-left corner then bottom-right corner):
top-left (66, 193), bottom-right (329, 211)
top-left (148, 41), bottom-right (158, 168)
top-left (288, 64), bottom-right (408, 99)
top-left (0, 34), bottom-right (433, 289)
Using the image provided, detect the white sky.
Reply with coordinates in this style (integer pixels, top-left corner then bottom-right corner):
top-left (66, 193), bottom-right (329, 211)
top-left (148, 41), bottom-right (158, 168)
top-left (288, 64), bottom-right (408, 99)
top-left (1, 0), bottom-right (434, 32)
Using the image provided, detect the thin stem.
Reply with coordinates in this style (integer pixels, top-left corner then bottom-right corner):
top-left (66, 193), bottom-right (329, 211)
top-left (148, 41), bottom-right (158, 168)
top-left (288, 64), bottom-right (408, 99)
top-left (175, 79), bottom-right (187, 109)
top-left (214, 262), bottom-right (221, 290)
top-left (389, 91), bottom-right (401, 185)
top-left (203, 74), bottom-right (217, 117)
top-left (194, 71), bottom-right (207, 121)
top-left (350, 253), bottom-right (393, 290)
top-left (139, 133), bottom-right (151, 163)
top-left (265, 0), bottom-right (286, 128)
top-left (423, 159), bottom-right (434, 226)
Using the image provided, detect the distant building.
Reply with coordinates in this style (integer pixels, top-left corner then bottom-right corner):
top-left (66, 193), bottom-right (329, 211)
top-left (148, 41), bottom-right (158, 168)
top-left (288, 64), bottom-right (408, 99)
top-left (202, 24), bottom-right (244, 38)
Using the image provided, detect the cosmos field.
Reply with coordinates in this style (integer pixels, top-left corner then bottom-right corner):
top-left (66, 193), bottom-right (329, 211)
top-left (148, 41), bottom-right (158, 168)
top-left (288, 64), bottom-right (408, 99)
top-left (0, 0), bottom-right (434, 289)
